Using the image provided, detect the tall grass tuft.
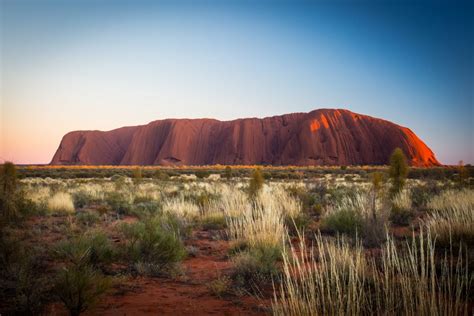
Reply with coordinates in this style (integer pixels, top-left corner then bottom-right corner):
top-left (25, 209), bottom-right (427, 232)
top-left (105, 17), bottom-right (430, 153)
top-left (273, 229), bottom-right (472, 315)
top-left (425, 189), bottom-right (474, 247)
top-left (47, 192), bottom-right (75, 214)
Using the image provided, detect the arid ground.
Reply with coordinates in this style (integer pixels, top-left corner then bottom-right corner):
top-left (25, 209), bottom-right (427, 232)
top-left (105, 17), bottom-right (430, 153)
top-left (1, 163), bottom-right (473, 315)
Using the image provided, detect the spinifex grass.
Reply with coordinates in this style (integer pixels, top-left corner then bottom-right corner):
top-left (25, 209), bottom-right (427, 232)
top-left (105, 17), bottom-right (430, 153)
top-left (273, 229), bottom-right (471, 315)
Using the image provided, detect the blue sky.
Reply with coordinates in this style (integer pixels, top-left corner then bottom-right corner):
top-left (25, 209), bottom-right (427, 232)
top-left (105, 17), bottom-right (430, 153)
top-left (1, 0), bottom-right (473, 164)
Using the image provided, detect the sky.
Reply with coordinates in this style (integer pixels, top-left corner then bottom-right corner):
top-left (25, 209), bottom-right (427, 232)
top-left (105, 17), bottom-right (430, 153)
top-left (0, 0), bottom-right (473, 165)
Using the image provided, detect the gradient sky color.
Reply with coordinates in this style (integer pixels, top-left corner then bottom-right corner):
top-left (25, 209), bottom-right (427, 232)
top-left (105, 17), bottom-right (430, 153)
top-left (1, 0), bottom-right (473, 165)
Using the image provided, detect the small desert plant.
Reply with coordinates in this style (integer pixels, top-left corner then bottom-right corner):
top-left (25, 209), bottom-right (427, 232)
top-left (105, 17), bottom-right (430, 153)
top-left (0, 162), bottom-right (20, 221)
top-left (457, 160), bottom-right (469, 187)
top-left (132, 167), bottom-right (143, 184)
top-left (76, 211), bottom-right (101, 227)
top-left (389, 148), bottom-right (409, 196)
top-left (321, 192), bottom-right (388, 246)
top-left (208, 275), bottom-right (231, 297)
top-left (321, 208), bottom-right (363, 236)
top-left (224, 166), bottom-right (233, 180)
top-left (154, 170), bottom-right (169, 180)
top-left (226, 204), bottom-right (285, 254)
top-left (47, 192), bottom-right (75, 214)
top-left (119, 216), bottom-right (186, 273)
top-left (0, 234), bottom-right (50, 314)
top-left (105, 191), bottom-right (132, 215)
top-left (54, 262), bottom-right (111, 316)
top-left (56, 230), bottom-right (116, 269)
top-left (390, 189), bottom-right (415, 226)
top-left (248, 168), bottom-right (264, 199)
top-left (231, 246), bottom-right (280, 293)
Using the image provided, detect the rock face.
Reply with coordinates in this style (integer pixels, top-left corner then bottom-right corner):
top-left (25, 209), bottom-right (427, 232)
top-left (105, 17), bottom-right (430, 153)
top-left (51, 109), bottom-right (440, 166)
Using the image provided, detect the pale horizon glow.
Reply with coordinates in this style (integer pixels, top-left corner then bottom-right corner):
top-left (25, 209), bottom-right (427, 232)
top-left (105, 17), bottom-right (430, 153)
top-left (1, 0), bottom-right (473, 165)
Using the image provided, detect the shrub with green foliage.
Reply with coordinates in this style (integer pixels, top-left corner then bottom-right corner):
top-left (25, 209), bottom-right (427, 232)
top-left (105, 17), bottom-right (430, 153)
top-left (76, 211), bottom-right (101, 227)
top-left (389, 148), bottom-right (409, 196)
top-left (105, 192), bottom-right (132, 215)
top-left (231, 246), bottom-right (280, 293)
top-left (223, 166), bottom-right (233, 180)
top-left (119, 216), bottom-right (186, 274)
top-left (248, 168), bottom-right (264, 199)
top-left (56, 230), bottom-right (116, 269)
top-left (54, 263), bottom-right (110, 316)
top-left (0, 234), bottom-right (50, 314)
top-left (0, 162), bottom-right (19, 221)
top-left (321, 209), bottom-right (363, 236)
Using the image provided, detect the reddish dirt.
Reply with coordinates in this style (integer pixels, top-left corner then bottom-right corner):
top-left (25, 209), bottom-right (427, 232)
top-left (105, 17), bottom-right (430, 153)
top-left (84, 230), bottom-right (271, 316)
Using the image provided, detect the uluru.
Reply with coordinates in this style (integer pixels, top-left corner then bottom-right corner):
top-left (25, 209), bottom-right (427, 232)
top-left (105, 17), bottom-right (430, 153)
top-left (51, 109), bottom-right (440, 166)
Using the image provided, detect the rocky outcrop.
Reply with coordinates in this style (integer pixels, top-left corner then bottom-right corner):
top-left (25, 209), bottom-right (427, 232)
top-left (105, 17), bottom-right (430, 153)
top-left (51, 109), bottom-right (440, 166)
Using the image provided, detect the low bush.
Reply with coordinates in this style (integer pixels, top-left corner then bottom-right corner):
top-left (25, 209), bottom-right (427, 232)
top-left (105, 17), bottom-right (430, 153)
top-left (208, 275), bottom-right (231, 298)
top-left (119, 216), bottom-right (186, 274)
top-left (0, 234), bottom-right (51, 314)
top-left (105, 192), bottom-right (132, 215)
top-left (56, 230), bottom-right (116, 269)
top-left (248, 168), bottom-right (264, 199)
top-left (231, 246), bottom-right (280, 293)
top-left (76, 211), bottom-right (101, 227)
top-left (129, 201), bottom-right (162, 219)
top-left (321, 209), bottom-right (363, 236)
top-left (54, 263), bottom-right (111, 316)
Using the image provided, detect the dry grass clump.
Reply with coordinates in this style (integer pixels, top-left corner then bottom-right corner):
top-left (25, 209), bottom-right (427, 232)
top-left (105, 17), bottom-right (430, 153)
top-left (425, 189), bottom-right (474, 246)
top-left (392, 189), bottom-right (412, 210)
top-left (427, 189), bottom-right (474, 211)
top-left (258, 185), bottom-right (302, 220)
top-left (47, 192), bottom-right (75, 214)
top-left (227, 204), bottom-right (285, 252)
top-left (273, 230), bottom-right (471, 315)
top-left (274, 234), bottom-right (369, 316)
top-left (390, 189), bottom-right (415, 226)
top-left (163, 197), bottom-right (200, 222)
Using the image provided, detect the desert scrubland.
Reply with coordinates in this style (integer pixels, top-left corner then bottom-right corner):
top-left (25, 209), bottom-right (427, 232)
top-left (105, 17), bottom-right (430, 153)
top-left (0, 161), bottom-right (473, 315)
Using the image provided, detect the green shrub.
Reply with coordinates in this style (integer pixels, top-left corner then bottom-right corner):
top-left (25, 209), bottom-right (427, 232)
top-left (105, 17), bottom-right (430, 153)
top-left (132, 168), bottom-right (143, 184)
top-left (411, 182), bottom-right (443, 209)
top-left (195, 170), bottom-right (211, 179)
top-left (72, 191), bottom-right (92, 209)
top-left (248, 168), bottom-right (264, 199)
top-left (389, 148), bottom-right (409, 196)
top-left (223, 166), bottom-right (233, 180)
top-left (231, 246), bottom-right (280, 293)
top-left (129, 201), bottom-right (162, 219)
top-left (321, 209), bottom-right (363, 237)
top-left (119, 216), bottom-right (186, 273)
top-left (105, 192), bottom-right (132, 215)
top-left (54, 264), bottom-right (111, 316)
top-left (0, 162), bottom-right (19, 221)
top-left (154, 170), bottom-right (169, 180)
top-left (0, 235), bottom-right (50, 314)
top-left (208, 275), bottom-right (231, 298)
top-left (56, 231), bottom-right (116, 269)
top-left (76, 211), bottom-right (101, 227)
